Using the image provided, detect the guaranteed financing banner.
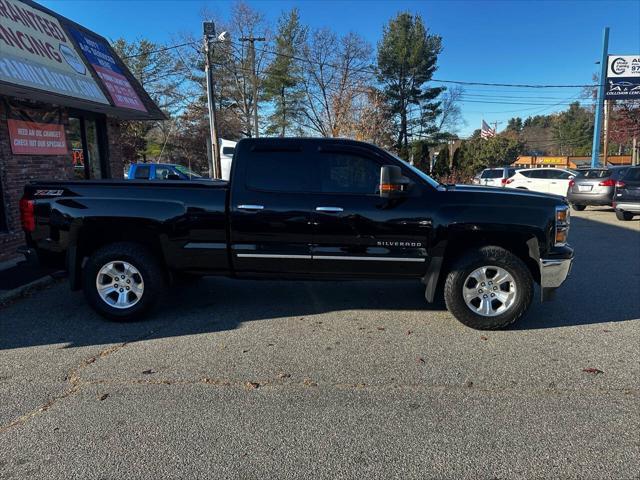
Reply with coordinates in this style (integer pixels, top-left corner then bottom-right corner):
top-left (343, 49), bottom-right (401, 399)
top-left (0, 0), bottom-right (109, 104)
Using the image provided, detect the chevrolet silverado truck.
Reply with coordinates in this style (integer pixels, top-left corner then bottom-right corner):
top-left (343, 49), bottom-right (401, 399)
top-left (19, 138), bottom-right (574, 330)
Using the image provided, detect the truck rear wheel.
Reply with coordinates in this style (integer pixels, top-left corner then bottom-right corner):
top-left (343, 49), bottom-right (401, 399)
top-left (443, 246), bottom-right (533, 330)
top-left (83, 242), bottom-right (164, 321)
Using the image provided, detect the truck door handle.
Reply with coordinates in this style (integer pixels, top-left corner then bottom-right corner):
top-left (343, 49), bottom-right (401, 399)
top-left (237, 204), bottom-right (264, 210)
top-left (315, 206), bottom-right (343, 212)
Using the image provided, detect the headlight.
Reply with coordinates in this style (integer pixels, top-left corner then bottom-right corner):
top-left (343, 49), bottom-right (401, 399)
top-left (555, 206), bottom-right (570, 246)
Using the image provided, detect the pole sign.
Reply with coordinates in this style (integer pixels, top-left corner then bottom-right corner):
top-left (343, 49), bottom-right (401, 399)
top-left (0, 0), bottom-right (109, 104)
top-left (67, 26), bottom-right (147, 112)
top-left (605, 55), bottom-right (640, 100)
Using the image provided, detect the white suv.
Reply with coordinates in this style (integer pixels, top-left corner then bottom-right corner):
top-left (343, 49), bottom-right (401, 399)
top-left (506, 168), bottom-right (576, 197)
top-left (473, 167), bottom-right (517, 187)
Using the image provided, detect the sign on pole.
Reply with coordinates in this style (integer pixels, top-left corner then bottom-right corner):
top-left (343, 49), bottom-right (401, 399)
top-left (605, 55), bottom-right (640, 100)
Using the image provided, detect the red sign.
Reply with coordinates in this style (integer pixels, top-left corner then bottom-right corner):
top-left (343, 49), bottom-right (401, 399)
top-left (7, 119), bottom-right (68, 155)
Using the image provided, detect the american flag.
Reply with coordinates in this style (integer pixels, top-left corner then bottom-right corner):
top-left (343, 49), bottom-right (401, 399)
top-left (481, 120), bottom-right (496, 139)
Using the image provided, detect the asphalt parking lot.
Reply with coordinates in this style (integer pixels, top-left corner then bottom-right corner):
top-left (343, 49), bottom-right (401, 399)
top-left (0, 208), bottom-right (638, 480)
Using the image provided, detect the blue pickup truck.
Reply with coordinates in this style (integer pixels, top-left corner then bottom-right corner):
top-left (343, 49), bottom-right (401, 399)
top-left (126, 163), bottom-right (204, 180)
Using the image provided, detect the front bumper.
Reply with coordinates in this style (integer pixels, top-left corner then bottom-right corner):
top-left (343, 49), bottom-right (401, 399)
top-left (540, 254), bottom-right (574, 301)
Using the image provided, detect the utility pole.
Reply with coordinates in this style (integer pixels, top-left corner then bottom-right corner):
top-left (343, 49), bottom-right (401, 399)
top-left (632, 135), bottom-right (638, 166)
top-left (240, 36), bottom-right (265, 138)
top-left (591, 27), bottom-right (609, 168)
top-left (203, 22), bottom-right (221, 178)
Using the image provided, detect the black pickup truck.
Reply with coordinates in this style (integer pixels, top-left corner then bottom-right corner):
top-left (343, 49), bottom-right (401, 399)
top-left (19, 138), bottom-right (574, 329)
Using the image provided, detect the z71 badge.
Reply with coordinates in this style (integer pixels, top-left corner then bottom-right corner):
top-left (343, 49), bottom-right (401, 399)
top-left (34, 190), bottom-right (64, 196)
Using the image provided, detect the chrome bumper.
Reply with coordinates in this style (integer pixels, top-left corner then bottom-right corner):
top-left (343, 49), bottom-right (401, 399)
top-left (540, 256), bottom-right (573, 301)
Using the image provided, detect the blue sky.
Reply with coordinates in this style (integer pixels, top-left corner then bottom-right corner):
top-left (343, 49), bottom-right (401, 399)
top-left (41, 0), bottom-right (640, 136)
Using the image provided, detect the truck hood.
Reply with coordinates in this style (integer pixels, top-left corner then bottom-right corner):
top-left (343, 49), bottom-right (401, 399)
top-left (450, 184), bottom-right (565, 202)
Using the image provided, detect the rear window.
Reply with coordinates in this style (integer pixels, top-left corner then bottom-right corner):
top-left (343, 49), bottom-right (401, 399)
top-left (245, 148), bottom-right (311, 192)
top-left (577, 169), bottom-right (609, 179)
top-left (134, 165), bottom-right (151, 179)
top-left (481, 169), bottom-right (503, 179)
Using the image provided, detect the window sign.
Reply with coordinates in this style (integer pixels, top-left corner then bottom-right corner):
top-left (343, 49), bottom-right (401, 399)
top-left (67, 26), bottom-right (147, 112)
top-left (0, 0), bottom-right (109, 104)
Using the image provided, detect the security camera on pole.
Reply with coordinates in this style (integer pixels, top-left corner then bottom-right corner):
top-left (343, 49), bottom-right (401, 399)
top-left (203, 22), bottom-right (230, 178)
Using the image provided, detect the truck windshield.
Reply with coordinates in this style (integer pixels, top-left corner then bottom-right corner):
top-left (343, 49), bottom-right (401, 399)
top-left (174, 165), bottom-right (202, 178)
top-left (392, 155), bottom-right (443, 189)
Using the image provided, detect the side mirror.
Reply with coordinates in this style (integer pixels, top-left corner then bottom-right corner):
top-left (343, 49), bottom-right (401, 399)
top-left (380, 165), bottom-right (411, 198)
top-left (167, 173), bottom-right (181, 180)
top-left (568, 175), bottom-right (575, 180)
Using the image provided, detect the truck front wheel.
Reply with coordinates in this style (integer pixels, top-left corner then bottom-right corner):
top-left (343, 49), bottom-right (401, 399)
top-left (83, 242), bottom-right (164, 321)
top-left (443, 246), bottom-right (533, 330)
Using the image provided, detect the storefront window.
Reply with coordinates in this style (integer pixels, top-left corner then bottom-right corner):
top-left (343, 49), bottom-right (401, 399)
top-left (68, 117), bottom-right (86, 179)
top-left (67, 115), bottom-right (106, 179)
top-left (85, 119), bottom-right (102, 179)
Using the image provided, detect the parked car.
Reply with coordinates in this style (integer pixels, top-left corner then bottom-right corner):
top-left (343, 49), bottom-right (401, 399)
top-left (473, 167), bottom-right (516, 187)
top-left (613, 166), bottom-right (640, 221)
top-left (19, 138), bottom-right (574, 330)
top-left (567, 166), bottom-right (630, 211)
top-left (506, 168), bottom-right (576, 196)
top-left (127, 163), bottom-right (204, 180)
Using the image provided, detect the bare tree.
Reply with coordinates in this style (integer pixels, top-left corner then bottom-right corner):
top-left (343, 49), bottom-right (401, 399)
top-left (299, 29), bottom-right (372, 137)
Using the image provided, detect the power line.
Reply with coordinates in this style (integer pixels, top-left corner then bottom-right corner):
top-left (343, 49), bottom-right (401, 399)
top-left (122, 41), bottom-right (199, 59)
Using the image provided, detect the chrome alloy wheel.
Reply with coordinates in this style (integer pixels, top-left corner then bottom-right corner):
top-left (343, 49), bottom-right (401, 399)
top-left (462, 266), bottom-right (517, 317)
top-left (96, 261), bottom-right (144, 309)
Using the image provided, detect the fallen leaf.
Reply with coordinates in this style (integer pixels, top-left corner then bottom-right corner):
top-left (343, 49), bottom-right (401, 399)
top-left (242, 349), bottom-right (249, 353)
top-left (377, 327), bottom-right (385, 331)
top-left (465, 380), bottom-right (474, 388)
top-left (98, 393), bottom-right (109, 401)
top-left (142, 369), bottom-right (155, 375)
top-left (480, 336), bottom-right (488, 341)
top-left (406, 330), bottom-right (412, 335)
top-left (245, 381), bottom-right (260, 390)
top-left (416, 357), bottom-right (426, 364)
top-left (277, 373), bottom-right (291, 379)
top-left (582, 368), bottom-right (604, 375)
top-left (303, 378), bottom-right (318, 387)
top-left (602, 329), bottom-right (611, 333)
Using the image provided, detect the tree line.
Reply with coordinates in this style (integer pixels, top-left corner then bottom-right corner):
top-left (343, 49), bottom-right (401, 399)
top-left (111, 2), bottom-right (639, 178)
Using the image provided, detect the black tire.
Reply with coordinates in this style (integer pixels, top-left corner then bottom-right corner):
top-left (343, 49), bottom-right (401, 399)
top-left (615, 209), bottom-right (633, 221)
top-left (516, 187), bottom-right (528, 190)
top-left (443, 246), bottom-right (534, 330)
top-left (82, 242), bottom-right (165, 321)
top-left (571, 204), bottom-right (586, 211)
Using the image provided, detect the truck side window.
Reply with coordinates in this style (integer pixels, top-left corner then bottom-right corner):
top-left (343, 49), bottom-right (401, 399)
top-left (318, 153), bottom-right (381, 194)
top-left (134, 165), bottom-right (151, 179)
top-left (246, 149), bottom-right (311, 192)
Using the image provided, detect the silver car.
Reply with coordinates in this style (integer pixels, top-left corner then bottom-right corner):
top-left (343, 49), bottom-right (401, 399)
top-left (567, 166), bottom-right (630, 211)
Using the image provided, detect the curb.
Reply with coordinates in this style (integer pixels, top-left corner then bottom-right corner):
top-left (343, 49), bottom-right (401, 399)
top-left (0, 275), bottom-right (56, 307)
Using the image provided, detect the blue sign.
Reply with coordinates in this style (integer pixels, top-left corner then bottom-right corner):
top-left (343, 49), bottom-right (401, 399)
top-left (605, 76), bottom-right (640, 100)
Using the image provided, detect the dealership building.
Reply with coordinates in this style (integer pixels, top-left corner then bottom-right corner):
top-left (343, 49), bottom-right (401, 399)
top-left (0, 0), bottom-right (164, 262)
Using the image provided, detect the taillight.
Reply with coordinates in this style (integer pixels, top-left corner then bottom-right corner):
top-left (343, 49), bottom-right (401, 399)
top-left (615, 180), bottom-right (626, 188)
top-left (503, 178), bottom-right (514, 185)
top-left (19, 199), bottom-right (35, 232)
top-left (598, 178), bottom-right (615, 187)
top-left (569, 180), bottom-right (575, 188)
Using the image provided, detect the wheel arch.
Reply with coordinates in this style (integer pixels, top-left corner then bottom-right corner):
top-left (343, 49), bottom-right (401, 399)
top-left (68, 219), bottom-right (168, 290)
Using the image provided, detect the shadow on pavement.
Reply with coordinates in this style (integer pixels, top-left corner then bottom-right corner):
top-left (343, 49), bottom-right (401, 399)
top-left (1, 213), bottom-right (638, 350)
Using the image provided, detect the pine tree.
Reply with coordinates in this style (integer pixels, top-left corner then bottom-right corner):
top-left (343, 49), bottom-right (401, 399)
top-left (263, 9), bottom-right (307, 137)
top-left (376, 12), bottom-right (443, 157)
